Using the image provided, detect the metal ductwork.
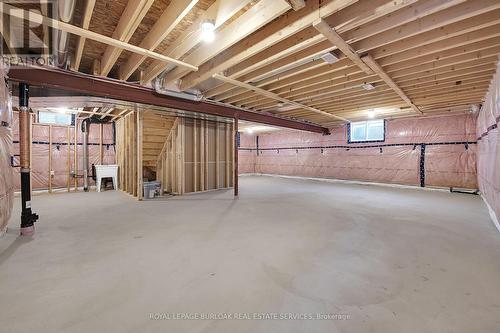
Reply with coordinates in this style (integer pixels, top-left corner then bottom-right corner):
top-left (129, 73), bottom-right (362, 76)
top-left (154, 71), bottom-right (203, 102)
top-left (57, 0), bottom-right (76, 68)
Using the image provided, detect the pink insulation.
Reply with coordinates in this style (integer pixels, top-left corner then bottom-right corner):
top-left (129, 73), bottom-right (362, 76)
top-left (0, 64), bottom-right (13, 233)
top-left (476, 61), bottom-right (500, 229)
top-left (239, 132), bottom-right (257, 174)
top-left (239, 113), bottom-right (477, 189)
top-left (11, 113), bottom-right (116, 191)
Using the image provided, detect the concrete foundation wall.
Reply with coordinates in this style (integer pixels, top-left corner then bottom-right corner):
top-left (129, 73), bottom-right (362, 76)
top-left (239, 113), bottom-right (477, 189)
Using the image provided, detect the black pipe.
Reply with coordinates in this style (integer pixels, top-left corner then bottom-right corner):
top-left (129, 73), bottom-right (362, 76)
top-left (81, 116), bottom-right (113, 191)
top-left (19, 83), bottom-right (39, 235)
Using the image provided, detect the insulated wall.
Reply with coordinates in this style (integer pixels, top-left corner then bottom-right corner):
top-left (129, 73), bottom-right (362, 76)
top-left (0, 65), bottom-right (13, 233)
top-left (239, 113), bottom-right (477, 189)
top-left (477, 61), bottom-right (500, 229)
top-left (11, 112), bottom-right (115, 192)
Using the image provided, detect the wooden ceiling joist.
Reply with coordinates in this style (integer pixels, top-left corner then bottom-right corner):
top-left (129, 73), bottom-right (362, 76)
top-left (203, 0), bottom-right (465, 102)
top-left (119, 0), bottom-right (200, 80)
top-left (212, 73), bottom-right (349, 122)
top-left (162, 0), bottom-right (292, 87)
top-left (100, 0), bottom-right (155, 76)
top-left (0, 3), bottom-right (198, 71)
top-left (361, 55), bottom-right (422, 114)
top-left (286, 0), bottom-right (306, 11)
top-left (141, 0), bottom-right (254, 83)
top-left (71, 0), bottom-right (96, 71)
top-left (175, 0), bottom-right (359, 90)
top-left (313, 19), bottom-right (373, 75)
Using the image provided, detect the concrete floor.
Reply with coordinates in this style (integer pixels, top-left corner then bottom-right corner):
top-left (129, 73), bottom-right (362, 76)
top-left (1, 175), bottom-right (499, 333)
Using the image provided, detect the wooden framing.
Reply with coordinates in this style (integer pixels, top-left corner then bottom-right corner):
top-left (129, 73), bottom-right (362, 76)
top-left (212, 74), bottom-right (348, 122)
top-left (5, 0), bottom-right (500, 126)
top-left (100, 0), bottom-right (155, 76)
top-left (141, 0), bottom-right (254, 83)
top-left (71, 0), bottom-right (96, 71)
top-left (313, 19), bottom-right (373, 75)
top-left (361, 55), bottom-right (423, 114)
top-left (119, 0), bottom-right (199, 80)
top-left (0, 3), bottom-right (198, 71)
top-left (156, 117), bottom-right (234, 195)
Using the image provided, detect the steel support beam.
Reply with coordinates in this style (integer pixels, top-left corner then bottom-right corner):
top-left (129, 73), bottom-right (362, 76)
top-left (8, 67), bottom-right (329, 134)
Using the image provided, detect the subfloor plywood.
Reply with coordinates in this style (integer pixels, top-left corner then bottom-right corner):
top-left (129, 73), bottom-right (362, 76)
top-left (1, 176), bottom-right (499, 332)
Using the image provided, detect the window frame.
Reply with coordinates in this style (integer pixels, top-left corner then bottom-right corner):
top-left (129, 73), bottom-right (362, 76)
top-left (347, 119), bottom-right (386, 143)
top-left (37, 111), bottom-right (75, 126)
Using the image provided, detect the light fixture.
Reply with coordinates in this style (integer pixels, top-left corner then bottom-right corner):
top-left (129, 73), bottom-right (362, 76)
top-left (320, 52), bottom-right (339, 64)
top-left (361, 83), bottom-right (375, 90)
top-left (367, 109), bottom-right (375, 118)
top-left (201, 20), bottom-right (215, 43)
top-left (470, 104), bottom-right (479, 113)
top-left (245, 128), bottom-right (254, 134)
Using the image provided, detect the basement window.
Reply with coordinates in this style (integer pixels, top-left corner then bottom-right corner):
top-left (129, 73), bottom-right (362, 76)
top-left (37, 111), bottom-right (74, 126)
top-left (348, 119), bottom-right (385, 143)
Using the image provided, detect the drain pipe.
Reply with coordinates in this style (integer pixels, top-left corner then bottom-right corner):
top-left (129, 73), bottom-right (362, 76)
top-left (82, 118), bottom-right (89, 191)
top-left (19, 83), bottom-right (39, 235)
top-left (154, 72), bottom-right (203, 101)
top-left (81, 116), bottom-right (112, 191)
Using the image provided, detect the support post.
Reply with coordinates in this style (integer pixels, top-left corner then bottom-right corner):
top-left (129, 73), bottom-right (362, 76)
top-left (19, 83), bottom-right (39, 235)
top-left (82, 119), bottom-right (89, 191)
top-left (234, 116), bottom-right (239, 197)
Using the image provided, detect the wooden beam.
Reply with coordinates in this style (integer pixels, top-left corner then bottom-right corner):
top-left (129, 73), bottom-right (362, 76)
top-left (175, 0), bottom-right (359, 90)
top-left (164, 0), bottom-right (293, 87)
top-left (205, 0), bottom-right (467, 101)
top-left (142, 0), bottom-right (253, 83)
top-left (356, 55), bottom-right (422, 114)
top-left (213, 73), bottom-right (348, 122)
top-left (286, 0), bottom-right (306, 11)
top-left (313, 19), bottom-right (373, 74)
top-left (119, 0), bottom-right (199, 80)
top-left (99, 107), bottom-right (115, 120)
top-left (100, 0), bottom-right (155, 76)
top-left (71, 0), bottom-right (96, 71)
top-left (0, 3), bottom-right (198, 71)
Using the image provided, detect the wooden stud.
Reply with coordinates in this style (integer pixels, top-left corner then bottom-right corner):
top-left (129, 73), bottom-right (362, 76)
top-left (67, 126), bottom-right (70, 192)
top-left (215, 122), bottom-right (220, 189)
top-left (193, 118), bottom-right (197, 192)
top-left (136, 110), bottom-right (143, 200)
top-left (48, 125), bottom-right (52, 193)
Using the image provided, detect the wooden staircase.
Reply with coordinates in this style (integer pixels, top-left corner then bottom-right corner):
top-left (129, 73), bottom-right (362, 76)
top-left (142, 111), bottom-right (175, 171)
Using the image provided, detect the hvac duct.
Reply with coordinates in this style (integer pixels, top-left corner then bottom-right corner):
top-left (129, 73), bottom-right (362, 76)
top-left (57, 0), bottom-right (76, 68)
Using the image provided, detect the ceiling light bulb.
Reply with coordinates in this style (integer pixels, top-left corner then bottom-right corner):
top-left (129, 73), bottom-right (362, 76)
top-left (201, 20), bottom-right (215, 43)
top-left (362, 83), bottom-right (375, 90)
top-left (245, 128), bottom-right (254, 134)
top-left (367, 109), bottom-right (375, 118)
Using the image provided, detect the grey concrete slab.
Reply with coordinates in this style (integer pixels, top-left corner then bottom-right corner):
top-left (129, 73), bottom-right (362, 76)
top-left (1, 176), bottom-right (499, 333)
